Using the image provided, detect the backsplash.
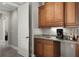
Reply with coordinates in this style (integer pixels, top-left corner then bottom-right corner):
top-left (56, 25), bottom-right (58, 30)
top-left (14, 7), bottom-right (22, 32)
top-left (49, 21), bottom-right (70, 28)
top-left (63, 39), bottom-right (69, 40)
top-left (33, 28), bottom-right (43, 35)
top-left (34, 27), bottom-right (79, 36)
top-left (42, 27), bottom-right (79, 36)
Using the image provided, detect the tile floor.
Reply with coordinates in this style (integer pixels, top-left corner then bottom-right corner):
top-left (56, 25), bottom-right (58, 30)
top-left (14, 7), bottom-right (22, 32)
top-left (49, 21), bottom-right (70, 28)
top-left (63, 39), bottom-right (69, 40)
top-left (0, 47), bottom-right (23, 57)
top-left (0, 41), bottom-right (23, 57)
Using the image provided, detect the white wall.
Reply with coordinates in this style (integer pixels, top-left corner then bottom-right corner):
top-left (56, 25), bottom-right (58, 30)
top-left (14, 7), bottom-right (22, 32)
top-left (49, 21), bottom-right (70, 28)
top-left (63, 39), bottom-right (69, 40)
top-left (9, 9), bottom-right (18, 47)
top-left (31, 2), bottom-right (43, 35)
top-left (2, 12), bottom-right (10, 35)
top-left (0, 10), bottom-right (10, 41)
top-left (0, 10), bottom-right (14, 48)
top-left (31, 3), bottom-right (39, 28)
top-left (0, 18), bottom-right (4, 41)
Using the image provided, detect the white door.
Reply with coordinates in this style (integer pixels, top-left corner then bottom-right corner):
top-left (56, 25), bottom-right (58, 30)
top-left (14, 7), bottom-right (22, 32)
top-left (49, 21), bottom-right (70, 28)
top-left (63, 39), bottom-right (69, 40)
top-left (18, 3), bottom-right (29, 57)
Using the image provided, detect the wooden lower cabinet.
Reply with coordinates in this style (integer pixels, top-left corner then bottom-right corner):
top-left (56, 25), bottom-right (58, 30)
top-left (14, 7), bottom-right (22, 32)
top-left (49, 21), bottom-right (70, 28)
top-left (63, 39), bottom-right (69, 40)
top-left (34, 39), bottom-right (44, 57)
top-left (34, 38), bottom-right (60, 57)
top-left (43, 43), bottom-right (54, 57)
top-left (75, 44), bottom-right (79, 57)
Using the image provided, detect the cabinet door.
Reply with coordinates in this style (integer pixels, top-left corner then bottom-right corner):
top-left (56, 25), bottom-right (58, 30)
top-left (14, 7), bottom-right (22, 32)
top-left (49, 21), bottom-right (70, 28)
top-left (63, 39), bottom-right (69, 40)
top-left (53, 41), bottom-right (60, 57)
top-left (39, 6), bottom-right (46, 28)
top-left (75, 3), bottom-right (79, 26)
top-left (43, 41), bottom-right (54, 57)
top-left (76, 44), bottom-right (79, 57)
top-left (65, 2), bottom-right (76, 26)
top-left (54, 2), bottom-right (64, 26)
top-left (45, 3), bottom-right (55, 27)
top-left (43, 40), bottom-right (60, 57)
top-left (34, 39), bottom-right (43, 56)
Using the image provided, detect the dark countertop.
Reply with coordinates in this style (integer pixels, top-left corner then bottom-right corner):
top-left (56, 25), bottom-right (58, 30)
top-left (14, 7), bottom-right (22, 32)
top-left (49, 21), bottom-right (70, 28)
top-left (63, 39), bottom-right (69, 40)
top-left (34, 35), bottom-right (79, 44)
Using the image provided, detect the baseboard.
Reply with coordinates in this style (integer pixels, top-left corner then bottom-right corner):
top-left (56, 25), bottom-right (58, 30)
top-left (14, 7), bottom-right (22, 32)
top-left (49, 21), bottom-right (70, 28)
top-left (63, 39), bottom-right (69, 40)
top-left (8, 44), bottom-right (18, 51)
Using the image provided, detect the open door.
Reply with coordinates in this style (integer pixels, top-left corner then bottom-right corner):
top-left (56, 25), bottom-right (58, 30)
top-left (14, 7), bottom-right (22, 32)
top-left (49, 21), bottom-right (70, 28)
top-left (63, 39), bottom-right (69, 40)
top-left (18, 3), bottom-right (29, 57)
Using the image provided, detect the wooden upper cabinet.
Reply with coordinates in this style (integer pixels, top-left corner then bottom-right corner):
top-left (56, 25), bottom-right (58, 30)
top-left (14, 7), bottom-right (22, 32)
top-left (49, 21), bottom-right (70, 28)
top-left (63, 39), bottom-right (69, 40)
top-left (39, 2), bottom-right (79, 28)
top-left (65, 2), bottom-right (79, 27)
top-left (65, 2), bottom-right (76, 27)
top-left (45, 3), bottom-right (55, 27)
top-left (75, 3), bottom-right (79, 26)
top-left (54, 3), bottom-right (64, 26)
top-left (39, 2), bottom-right (64, 28)
top-left (39, 6), bottom-right (46, 28)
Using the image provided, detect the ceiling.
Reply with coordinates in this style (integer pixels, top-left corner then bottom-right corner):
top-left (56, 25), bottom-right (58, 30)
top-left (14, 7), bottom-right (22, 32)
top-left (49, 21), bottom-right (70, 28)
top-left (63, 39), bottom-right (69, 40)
top-left (0, 2), bottom-right (25, 11)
